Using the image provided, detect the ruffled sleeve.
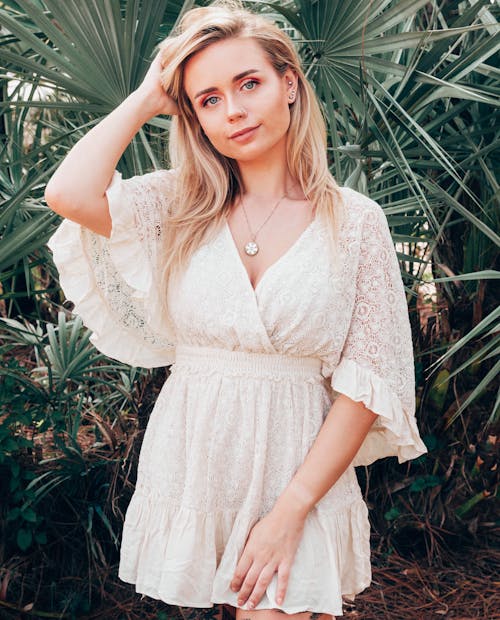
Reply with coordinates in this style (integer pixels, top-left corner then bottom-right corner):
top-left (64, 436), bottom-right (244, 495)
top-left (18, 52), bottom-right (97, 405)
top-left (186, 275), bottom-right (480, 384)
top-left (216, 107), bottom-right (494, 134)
top-left (47, 169), bottom-right (176, 368)
top-left (330, 190), bottom-right (428, 466)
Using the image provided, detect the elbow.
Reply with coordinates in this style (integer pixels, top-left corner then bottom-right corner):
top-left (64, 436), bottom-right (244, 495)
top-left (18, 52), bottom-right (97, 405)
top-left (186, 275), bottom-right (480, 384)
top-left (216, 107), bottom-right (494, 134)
top-left (44, 182), bottom-right (61, 211)
top-left (44, 182), bottom-right (112, 239)
top-left (44, 182), bottom-right (74, 218)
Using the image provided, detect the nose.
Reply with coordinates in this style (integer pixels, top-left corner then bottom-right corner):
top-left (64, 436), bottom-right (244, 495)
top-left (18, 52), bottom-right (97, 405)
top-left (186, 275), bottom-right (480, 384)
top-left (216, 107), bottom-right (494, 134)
top-left (226, 94), bottom-right (247, 122)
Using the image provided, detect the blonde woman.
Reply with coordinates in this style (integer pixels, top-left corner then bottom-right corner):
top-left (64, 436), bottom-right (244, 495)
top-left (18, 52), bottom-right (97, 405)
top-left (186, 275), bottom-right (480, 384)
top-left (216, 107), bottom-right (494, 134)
top-left (45, 2), bottom-right (427, 619)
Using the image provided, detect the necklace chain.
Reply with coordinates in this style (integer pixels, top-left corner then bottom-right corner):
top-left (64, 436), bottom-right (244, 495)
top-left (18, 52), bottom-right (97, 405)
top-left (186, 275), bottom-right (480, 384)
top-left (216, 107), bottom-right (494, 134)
top-left (239, 193), bottom-right (287, 256)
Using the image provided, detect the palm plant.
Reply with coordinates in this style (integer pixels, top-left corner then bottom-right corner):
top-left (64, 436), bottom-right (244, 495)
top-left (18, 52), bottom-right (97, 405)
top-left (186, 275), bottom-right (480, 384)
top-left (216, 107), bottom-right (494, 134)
top-left (0, 0), bottom-right (191, 320)
top-left (0, 311), bottom-right (141, 538)
top-left (270, 0), bottom-right (499, 417)
top-left (0, 0), bottom-right (498, 616)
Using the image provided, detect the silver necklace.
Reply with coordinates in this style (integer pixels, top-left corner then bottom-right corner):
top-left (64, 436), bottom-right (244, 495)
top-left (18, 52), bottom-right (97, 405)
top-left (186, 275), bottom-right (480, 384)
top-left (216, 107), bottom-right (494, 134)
top-left (240, 193), bottom-right (287, 256)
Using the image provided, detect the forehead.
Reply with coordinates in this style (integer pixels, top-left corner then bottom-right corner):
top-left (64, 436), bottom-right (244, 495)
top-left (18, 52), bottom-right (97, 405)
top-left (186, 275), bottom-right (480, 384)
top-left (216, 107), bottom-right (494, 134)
top-left (183, 37), bottom-right (273, 96)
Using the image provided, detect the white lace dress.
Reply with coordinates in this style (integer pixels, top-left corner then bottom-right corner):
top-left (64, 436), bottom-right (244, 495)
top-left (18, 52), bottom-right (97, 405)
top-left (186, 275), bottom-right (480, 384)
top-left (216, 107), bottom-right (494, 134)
top-left (47, 169), bottom-right (428, 616)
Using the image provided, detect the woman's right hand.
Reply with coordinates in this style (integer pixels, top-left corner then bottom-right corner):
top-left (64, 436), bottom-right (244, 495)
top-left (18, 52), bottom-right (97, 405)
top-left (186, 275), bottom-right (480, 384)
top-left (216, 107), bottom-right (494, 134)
top-left (134, 51), bottom-right (179, 118)
top-left (45, 50), bottom-right (179, 238)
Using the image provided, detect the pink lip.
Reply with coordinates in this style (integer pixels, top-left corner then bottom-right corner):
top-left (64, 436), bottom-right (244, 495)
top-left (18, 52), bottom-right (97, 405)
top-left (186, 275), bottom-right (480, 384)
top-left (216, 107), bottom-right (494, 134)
top-left (229, 125), bottom-right (260, 139)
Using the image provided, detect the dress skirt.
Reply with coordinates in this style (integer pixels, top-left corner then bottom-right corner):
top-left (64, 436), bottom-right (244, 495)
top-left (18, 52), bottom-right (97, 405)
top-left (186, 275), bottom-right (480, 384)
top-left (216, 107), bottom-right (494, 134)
top-left (118, 345), bottom-right (371, 616)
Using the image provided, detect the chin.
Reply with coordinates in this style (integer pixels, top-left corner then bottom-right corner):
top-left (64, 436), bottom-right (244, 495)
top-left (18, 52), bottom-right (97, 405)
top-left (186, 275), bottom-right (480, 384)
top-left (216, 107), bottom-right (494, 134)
top-left (220, 140), bottom-right (283, 163)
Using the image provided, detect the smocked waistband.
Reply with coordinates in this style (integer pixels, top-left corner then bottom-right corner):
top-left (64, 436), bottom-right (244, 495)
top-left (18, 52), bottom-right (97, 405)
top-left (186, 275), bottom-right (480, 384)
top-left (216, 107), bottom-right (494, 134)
top-left (172, 345), bottom-right (323, 379)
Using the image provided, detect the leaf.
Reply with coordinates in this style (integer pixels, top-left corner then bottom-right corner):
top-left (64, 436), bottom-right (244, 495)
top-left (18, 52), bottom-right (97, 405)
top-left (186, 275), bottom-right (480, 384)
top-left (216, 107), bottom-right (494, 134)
top-left (2, 438), bottom-right (19, 453)
top-left (455, 491), bottom-right (490, 518)
top-left (16, 528), bottom-right (33, 551)
top-left (34, 531), bottom-right (47, 545)
top-left (384, 506), bottom-right (401, 521)
top-left (21, 507), bottom-right (37, 523)
top-left (409, 475), bottom-right (442, 492)
top-left (6, 507), bottom-right (21, 522)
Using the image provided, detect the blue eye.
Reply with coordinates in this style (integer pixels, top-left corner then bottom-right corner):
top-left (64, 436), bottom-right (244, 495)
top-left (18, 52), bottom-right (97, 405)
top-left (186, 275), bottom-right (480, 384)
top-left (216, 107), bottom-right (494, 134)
top-left (243, 79), bottom-right (258, 90)
top-left (202, 95), bottom-right (219, 107)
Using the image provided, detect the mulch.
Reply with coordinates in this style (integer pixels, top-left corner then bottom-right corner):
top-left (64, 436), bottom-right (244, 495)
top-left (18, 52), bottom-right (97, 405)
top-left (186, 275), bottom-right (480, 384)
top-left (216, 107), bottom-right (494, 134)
top-left (342, 546), bottom-right (500, 619)
top-left (0, 544), bottom-right (498, 619)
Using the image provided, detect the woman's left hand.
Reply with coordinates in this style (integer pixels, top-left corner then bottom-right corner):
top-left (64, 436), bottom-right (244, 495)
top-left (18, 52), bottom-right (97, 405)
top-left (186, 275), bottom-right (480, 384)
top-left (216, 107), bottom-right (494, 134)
top-left (230, 506), bottom-right (307, 609)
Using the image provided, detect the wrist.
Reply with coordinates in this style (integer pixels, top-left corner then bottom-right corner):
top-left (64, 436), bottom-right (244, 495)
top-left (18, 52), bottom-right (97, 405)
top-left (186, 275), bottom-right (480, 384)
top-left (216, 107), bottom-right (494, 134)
top-left (126, 89), bottom-right (162, 124)
top-left (272, 480), bottom-right (315, 521)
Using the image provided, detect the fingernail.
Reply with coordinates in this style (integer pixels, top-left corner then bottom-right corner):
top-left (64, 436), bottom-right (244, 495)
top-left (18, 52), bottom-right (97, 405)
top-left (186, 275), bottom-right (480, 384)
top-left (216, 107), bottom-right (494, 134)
top-left (247, 602), bottom-right (254, 609)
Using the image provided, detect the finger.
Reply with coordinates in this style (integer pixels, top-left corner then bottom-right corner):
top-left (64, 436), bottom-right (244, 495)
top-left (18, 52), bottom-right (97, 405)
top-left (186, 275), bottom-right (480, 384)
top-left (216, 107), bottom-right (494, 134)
top-left (244, 564), bottom-right (276, 610)
top-left (275, 562), bottom-right (291, 606)
top-left (236, 562), bottom-right (261, 607)
top-left (230, 552), bottom-right (253, 593)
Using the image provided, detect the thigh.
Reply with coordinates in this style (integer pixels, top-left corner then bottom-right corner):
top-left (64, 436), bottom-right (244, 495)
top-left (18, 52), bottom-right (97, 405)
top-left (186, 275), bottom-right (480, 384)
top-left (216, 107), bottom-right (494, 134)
top-left (235, 609), bottom-right (333, 620)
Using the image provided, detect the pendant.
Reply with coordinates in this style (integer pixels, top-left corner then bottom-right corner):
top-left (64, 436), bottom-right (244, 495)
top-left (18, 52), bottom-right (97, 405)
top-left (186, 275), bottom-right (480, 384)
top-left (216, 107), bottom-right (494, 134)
top-left (244, 241), bottom-right (259, 256)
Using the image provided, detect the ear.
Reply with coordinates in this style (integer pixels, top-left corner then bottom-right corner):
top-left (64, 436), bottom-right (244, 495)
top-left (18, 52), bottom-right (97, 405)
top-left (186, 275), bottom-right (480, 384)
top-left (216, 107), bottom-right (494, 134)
top-left (284, 70), bottom-right (298, 104)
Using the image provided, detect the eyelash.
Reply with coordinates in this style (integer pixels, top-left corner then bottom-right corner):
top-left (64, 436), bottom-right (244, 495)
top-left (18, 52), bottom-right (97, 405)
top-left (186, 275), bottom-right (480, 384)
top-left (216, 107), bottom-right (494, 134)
top-left (201, 79), bottom-right (260, 108)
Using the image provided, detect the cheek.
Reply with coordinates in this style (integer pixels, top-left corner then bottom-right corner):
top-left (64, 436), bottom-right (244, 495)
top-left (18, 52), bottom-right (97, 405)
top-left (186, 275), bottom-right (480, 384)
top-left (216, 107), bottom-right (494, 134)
top-left (198, 116), bottom-right (222, 144)
top-left (273, 102), bottom-right (291, 135)
top-left (267, 91), bottom-right (291, 125)
top-left (197, 118), bottom-right (231, 156)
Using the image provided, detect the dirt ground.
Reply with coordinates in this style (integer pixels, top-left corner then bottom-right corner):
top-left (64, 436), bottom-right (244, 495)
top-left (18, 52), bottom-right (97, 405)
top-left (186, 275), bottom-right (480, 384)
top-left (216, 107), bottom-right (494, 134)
top-left (0, 544), bottom-right (498, 619)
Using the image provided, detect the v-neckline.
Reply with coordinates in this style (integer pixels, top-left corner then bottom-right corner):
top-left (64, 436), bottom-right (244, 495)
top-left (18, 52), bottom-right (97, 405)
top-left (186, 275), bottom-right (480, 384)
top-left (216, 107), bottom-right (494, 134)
top-left (224, 217), bottom-right (318, 294)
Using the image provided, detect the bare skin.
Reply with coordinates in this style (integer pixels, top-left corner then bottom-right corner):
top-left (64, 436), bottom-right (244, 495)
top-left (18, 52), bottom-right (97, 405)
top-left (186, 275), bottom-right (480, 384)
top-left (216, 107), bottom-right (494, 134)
top-left (183, 37), bottom-right (311, 292)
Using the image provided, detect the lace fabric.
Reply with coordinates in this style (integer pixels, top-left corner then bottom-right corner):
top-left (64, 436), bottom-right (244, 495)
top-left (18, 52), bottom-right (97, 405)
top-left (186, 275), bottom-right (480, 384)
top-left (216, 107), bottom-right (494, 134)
top-left (328, 189), bottom-right (426, 465)
top-left (46, 170), bottom-right (428, 615)
top-left (47, 169), bottom-right (176, 367)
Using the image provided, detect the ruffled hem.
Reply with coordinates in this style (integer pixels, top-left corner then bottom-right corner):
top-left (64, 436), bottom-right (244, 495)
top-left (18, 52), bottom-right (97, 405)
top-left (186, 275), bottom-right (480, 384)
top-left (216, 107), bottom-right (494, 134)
top-left (331, 357), bottom-right (428, 466)
top-left (118, 491), bottom-right (371, 616)
top-left (47, 170), bottom-right (175, 368)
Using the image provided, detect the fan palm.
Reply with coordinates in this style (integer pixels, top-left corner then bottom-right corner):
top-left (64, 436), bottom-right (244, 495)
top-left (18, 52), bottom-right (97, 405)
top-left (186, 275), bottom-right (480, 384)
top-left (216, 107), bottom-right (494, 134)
top-left (268, 0), bottom-right (499, 420)
top-left (0, 0), bottom-right (497, 420)
top-left (0, 0), bottom-right (498, 615)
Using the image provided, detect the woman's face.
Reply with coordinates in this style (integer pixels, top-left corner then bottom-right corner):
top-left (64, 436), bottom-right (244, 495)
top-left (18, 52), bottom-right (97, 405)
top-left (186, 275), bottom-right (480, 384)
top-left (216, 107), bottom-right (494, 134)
top-left (183, 37), bottom-right (297, 163)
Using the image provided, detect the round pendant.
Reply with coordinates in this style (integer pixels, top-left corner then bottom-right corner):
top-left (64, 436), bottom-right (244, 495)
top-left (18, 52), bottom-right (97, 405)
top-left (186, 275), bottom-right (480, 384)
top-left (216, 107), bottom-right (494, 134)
top-left (244, 241), bottom-right (259, 256)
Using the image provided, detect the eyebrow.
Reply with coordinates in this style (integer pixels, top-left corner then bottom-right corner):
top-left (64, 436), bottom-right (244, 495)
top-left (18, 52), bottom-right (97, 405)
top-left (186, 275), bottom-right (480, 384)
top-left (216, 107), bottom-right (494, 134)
top-left (194, 69), bottom-right (260, 100)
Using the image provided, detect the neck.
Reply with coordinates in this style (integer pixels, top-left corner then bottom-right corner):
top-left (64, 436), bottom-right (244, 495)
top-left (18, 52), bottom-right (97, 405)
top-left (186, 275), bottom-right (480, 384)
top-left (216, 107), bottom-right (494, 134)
top-left (236, 143), bottom-right (302, 203)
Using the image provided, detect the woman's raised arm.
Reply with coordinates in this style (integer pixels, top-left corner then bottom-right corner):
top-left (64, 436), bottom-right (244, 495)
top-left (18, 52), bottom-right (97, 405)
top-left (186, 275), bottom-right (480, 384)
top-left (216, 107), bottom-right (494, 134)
top-left (44, 52), bottom-right (178, 238)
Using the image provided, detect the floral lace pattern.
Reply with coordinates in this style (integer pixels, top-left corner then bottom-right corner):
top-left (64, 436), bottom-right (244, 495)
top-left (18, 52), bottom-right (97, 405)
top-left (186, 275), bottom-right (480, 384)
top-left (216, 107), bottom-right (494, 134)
top-left (47, 170), bottom-right (428, 615)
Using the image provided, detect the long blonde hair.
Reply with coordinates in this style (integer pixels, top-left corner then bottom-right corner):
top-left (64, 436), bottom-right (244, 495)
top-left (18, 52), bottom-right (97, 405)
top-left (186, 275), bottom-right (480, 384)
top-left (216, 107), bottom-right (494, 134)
top-left (157, 0), bottom-right (343, 309)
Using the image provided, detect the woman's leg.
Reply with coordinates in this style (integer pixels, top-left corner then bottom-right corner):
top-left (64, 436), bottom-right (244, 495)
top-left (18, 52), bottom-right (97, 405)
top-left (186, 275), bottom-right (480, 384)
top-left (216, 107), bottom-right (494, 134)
top-left (178, 603), bottom-right (236, 620)
top-left (178, 604), bottom-right (334, 620)
top-left (235, 608), bottom-right (333, 620)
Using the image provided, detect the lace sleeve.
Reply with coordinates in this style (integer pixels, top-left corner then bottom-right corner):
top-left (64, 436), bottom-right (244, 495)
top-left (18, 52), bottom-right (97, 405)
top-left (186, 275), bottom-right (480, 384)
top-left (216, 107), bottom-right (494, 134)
top-left (47, 169), bottom-right (176, 368)
top-left (331, 196), bottom-right (428, 466)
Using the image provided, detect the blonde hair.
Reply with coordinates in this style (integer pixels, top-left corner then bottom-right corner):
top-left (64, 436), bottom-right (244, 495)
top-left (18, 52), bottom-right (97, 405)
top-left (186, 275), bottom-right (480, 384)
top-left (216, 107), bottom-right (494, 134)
top-left (157, 0), bottom-right (343, 309)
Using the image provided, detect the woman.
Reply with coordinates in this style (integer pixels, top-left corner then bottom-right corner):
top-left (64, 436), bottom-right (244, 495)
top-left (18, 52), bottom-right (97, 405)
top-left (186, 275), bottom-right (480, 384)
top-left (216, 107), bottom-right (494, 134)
top-left (45, 1), bottom-right (428, 618)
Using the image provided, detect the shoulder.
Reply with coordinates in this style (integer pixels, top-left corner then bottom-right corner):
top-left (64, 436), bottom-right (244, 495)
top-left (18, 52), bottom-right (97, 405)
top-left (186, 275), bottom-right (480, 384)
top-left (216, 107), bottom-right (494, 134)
top-left (338, 186), bottom-right (384, 216)
top-left (337, 186), bottom-right (388, 233)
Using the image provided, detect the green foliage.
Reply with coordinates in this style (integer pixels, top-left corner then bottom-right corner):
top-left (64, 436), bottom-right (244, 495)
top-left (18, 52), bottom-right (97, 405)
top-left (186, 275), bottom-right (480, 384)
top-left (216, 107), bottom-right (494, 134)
top-left (0, 0), bottom-right (498, 615)
top-left (408, 474), bottom-right (442, 492)
top-left (271, 0), bottom-right (499, 419)
top-left (0, 312), bottom-right (139, 554)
